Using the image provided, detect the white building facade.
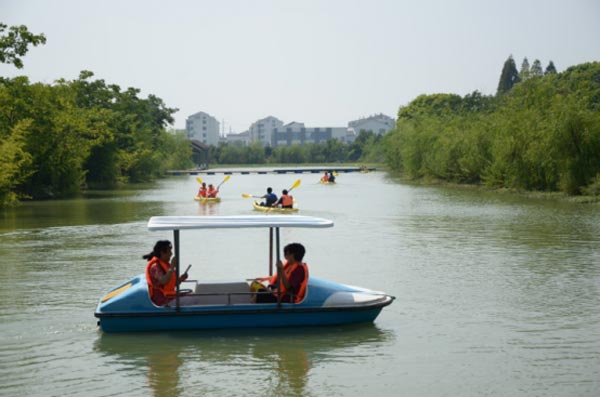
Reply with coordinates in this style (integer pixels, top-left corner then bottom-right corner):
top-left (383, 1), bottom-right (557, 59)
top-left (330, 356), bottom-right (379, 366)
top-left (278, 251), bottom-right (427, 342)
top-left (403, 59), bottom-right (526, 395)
top-left (186, 111), bottom-right (220, 146)
top-left (348, 113), bottom-right (396, 136)
top-left (225, 131), bottom-right (250, 146)
top-left (271, 122), bottom-right (354, 147)
top-left (249, 116), bottom-right (284, 146)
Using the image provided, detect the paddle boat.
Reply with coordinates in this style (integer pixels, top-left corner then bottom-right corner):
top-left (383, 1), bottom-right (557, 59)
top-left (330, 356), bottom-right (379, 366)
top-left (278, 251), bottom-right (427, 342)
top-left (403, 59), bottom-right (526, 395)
top-left (252, 201), bottom-right (298, 213)
top-left (95, 215), bottom-right (394, 333)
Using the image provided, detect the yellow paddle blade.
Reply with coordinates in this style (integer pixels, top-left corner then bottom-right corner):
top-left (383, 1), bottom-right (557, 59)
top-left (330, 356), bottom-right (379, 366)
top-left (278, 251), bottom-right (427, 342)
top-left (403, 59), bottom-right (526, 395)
top-left (242, 193), bottom-right (253, 198)
top-left (217, 174), bottom-right (231, 189)
top-left (196, 176), bottom-right (203, 184)
top-left (290, 179), bottom-right (301, 190)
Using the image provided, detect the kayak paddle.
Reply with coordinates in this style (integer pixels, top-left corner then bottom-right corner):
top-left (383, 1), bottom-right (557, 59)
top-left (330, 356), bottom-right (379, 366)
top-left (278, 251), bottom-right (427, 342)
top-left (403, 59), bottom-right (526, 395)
top-left (216, 175), bottom-right (231, 189)
top-left (288, 179), bottom-right (301, 192)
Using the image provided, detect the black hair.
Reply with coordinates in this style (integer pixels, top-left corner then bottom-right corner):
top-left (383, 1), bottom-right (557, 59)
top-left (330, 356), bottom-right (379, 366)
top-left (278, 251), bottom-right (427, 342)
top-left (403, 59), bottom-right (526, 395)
top-left (282, 189), bottom-right (288, 194)
top-left (267, 187), bottom-right (272, 193)
top-left (142, 240), bottom-right (172, 260)
top-left (284, 243), bottom-right (305, 261)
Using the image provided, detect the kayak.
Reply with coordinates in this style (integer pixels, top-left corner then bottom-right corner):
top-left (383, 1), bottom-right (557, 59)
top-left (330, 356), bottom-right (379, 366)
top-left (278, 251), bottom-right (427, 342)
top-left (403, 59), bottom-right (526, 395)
top-left (253, 201), bottom-right (298, 213)
top-left (319, 180), bottom-right (335, 184)
top-left (194, 196), bottom-right (221, 203)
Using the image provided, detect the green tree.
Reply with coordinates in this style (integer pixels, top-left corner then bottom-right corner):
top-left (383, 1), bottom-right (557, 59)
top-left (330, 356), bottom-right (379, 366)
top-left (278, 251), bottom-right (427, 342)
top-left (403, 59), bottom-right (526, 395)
top-left (0, 23), bottom-right (46, 69)
top-left (530, 59), bottom-right (543, 77)
top-left (0, 120), bottom-right (32, 205)
top-left (161, 130), bottom-right (194, 171)
top-left (519, 57), bottom-right (531, 81)
top-left (545, 60), bottom-right (557, 75)
top-left (496, 55), bottom-right (520, 95)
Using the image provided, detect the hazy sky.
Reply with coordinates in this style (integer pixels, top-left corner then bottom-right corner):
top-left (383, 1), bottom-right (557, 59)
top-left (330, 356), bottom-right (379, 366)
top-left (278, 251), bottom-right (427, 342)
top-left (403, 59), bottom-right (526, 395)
top-left (2, 0), bottom-right (599, 133)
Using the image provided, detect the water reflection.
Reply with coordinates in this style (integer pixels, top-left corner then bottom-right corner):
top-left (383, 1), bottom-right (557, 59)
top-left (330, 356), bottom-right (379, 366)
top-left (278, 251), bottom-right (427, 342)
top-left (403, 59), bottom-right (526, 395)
top-left (0, 189), bottom-right (163, 232)
top-left (94, 325), bottom-right (393, 397)
top-left (196, 201), bottom-right (221, 216)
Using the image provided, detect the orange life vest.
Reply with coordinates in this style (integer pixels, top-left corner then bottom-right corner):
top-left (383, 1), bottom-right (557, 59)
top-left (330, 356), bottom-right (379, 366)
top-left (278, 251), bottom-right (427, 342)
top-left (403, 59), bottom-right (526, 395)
top-left (198, 187), bottom-right (208, 197)
top-left (281, 194), bottom-right (293, 207)
top-left (145, 257), bottom-right (177, 304)
top-left (321, 174), bottom-right (329, 182)
top-left (207, 187), bottom-right (218, 197)
top-left (269, 261), bottom-right (308, 303)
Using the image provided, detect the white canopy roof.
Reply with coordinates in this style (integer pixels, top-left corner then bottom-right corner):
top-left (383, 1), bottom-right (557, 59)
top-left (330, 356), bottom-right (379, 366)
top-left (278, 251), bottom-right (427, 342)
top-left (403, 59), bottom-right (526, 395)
top-left (147, 215), bottom-right (334, 231)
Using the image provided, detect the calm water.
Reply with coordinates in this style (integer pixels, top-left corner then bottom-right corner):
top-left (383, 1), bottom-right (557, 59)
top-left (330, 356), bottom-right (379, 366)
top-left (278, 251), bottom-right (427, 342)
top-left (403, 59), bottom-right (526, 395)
top-left (1, 171), bottom-right (599, 396)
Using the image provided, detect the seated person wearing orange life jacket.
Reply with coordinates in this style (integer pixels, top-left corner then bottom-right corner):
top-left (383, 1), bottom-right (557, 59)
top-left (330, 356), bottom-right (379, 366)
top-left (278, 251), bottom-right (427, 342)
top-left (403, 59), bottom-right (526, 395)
top-left (197, 182), bottom-right (207, 198)
top-left (320, 172), bottom-right (329, 182)
top-left (207, 184), bottom-right (218, 198)
top-left (144, 240), bottom-right (189, 306)
top-left (273, 189), bottom-right (293, 208)
top-left (253, 243), bottom-right (308, 304)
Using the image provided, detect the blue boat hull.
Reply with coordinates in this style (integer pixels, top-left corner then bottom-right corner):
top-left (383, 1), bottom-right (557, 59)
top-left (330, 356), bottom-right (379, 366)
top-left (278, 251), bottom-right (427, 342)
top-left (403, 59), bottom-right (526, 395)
top-left (98, 306), bottom-right (385, 333)
top-left (95, 275), bottom-right (394, 333)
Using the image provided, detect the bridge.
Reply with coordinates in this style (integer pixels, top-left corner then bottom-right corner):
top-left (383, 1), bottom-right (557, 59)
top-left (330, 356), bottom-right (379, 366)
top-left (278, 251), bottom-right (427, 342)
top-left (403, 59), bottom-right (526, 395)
top-left (166, 166), bottom-right (375, 176)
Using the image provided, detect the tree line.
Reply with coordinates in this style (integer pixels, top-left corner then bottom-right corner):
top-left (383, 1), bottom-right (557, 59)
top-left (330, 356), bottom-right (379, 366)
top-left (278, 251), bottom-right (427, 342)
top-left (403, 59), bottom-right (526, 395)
top-left (206, 130), bottom-right (384, 165)
top-left (382, 58), bottom-right (600, 196)
top-left (0, 24), bottom-right (193, 206)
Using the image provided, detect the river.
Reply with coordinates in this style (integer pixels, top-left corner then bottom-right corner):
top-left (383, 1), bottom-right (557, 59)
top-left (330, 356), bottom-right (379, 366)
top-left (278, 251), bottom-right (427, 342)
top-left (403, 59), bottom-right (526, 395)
top-left (0, 171), bottom-right (598, 396)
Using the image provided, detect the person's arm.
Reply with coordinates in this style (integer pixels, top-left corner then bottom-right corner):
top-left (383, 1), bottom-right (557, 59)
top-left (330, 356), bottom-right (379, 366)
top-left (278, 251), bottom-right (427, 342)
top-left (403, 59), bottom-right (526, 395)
top-left (153, 264), bottom-right (176, 285)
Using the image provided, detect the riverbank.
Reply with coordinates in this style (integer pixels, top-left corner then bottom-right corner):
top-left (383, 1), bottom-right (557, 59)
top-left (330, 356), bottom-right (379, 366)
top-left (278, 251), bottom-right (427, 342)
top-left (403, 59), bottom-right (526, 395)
top-left (388, 173), bottom-right (600, 204)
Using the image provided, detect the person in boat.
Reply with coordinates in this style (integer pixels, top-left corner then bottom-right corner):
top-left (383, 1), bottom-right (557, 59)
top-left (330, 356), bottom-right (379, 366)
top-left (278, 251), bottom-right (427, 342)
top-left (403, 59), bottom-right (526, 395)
top-left (197, 182), bottom-right (207, 198)
top-left (144, 240), bottom-right (189, 306)
top-left (327, 171), bottom-right (336, 183)
top-left (273, 189), bottom-right (294, 208)
top-left (253, 243), bottom-right (308, 304)
top-left (260, 187), bottom-right (278, 207)
top-left (320, 172), bottom-right (329, 183)
top-left (207, 184), bottom-right (218, 198)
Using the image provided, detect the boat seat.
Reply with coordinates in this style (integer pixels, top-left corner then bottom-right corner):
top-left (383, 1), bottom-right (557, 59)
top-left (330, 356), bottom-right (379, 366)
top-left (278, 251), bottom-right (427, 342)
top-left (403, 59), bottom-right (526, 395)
top-left (176, 281), bottom-right (253, 306)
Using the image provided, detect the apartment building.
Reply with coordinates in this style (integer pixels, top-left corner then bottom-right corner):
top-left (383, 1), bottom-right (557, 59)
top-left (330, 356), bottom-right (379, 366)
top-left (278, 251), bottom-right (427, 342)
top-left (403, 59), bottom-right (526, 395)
top-left (186, 111), bottom-right (220, 146)
top-left (272, 122), bottom-right (354, 147)
top-left (186, 111), bottom-right (393, 147)
top-left (248, 116), bottom-right (284, 146)
top-left (348, 113), bottom-right (396, 136)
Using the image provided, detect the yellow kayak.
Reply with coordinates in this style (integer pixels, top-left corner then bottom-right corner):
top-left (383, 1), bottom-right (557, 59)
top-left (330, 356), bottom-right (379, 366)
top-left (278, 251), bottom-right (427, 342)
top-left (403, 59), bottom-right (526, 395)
top-left (194, 196), bottom-right (221, 203)
top-left (252, 201), bottom-right (298, 213)
top-left (319, 180), bottom-right (336, 184)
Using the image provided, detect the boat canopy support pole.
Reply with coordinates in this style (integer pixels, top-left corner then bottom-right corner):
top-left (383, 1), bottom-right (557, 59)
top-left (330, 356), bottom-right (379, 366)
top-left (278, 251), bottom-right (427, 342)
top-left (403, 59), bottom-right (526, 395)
top-left (275, 227), bottom-right (281, 307)
top-left (174, 229), bottom-right (180, 312)
top-left (269, 227), bottom-right (273, 276)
